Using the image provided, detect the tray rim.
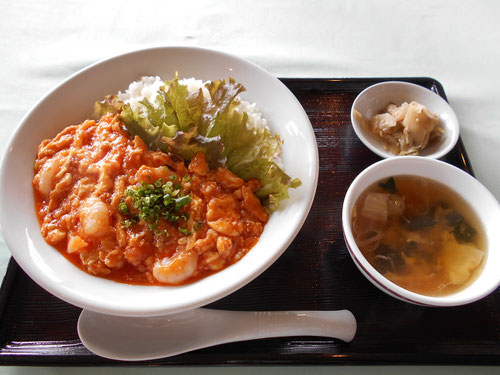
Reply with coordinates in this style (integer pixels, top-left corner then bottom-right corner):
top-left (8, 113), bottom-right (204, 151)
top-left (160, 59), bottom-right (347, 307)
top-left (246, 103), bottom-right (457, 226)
top-left (0, 76), bottom-right (492, 366)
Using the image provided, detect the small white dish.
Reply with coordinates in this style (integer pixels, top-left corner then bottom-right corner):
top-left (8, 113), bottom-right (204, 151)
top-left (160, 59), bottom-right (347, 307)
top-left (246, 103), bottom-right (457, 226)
top-left (351, 81), bottom-right (460, 159)
top-left (0, 47), bottom-right (319, 317)
top-left (342, 156), bottom-right (500, 306)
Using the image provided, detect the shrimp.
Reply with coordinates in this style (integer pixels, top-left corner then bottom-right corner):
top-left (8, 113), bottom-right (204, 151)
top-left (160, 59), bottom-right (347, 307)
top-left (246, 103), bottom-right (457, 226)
top-left (188, 151), bottom-right (210, 176)
top-left (45, 228), bottom-right (67, 245)
top-left (79, 197), bottom-right (110, 236)
top-left (35, 157), bottom-right (62, 197)
top-left (212, 167), bottom-right (244, 189)
top-left (152, 249), bottom-right (199, 284)
top-left (241, 185), bottom-right (268, 222)
top-left (188, 194), bottom-right (205, 221)
top-left (136, 165), bottom-right (175, 184)
top-left (216, 236), bottom-right (233, 258)
top-left (187, 229), bottom-right (218, 253)
top-left (67, 235), bottom-right (88, 253)
top-left (206, 195), bottom-right (243, 236)
top-left (102, 249), bottom-right (125, 269)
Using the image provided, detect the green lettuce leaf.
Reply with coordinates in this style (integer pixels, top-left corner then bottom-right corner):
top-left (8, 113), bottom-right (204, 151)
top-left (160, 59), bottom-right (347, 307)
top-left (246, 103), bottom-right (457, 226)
top-left (120, 97), bottom-right (177, 153)
top-left (94, 94), bottom-right (123, 117)
top-left (95, 77), bottom-right (301, 210)
top-left (164, 127), bottom-right (225, 169)
top-left (163, 79), bottom-right (205, 132)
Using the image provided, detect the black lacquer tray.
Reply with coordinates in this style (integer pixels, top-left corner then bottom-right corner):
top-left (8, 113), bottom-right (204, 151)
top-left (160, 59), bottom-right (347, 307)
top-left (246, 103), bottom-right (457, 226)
top-left (0, 78), bottom-right (498, 366)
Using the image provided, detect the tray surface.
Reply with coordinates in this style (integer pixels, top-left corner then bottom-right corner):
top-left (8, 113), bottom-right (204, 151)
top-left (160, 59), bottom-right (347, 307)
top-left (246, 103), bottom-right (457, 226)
top-left (0, 78), bottom-right (498, 366)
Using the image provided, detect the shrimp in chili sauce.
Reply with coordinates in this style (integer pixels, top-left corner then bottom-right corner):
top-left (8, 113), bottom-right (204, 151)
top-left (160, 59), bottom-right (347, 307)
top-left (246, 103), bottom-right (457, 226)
top-left (33, 114), bottom-right (268, 285)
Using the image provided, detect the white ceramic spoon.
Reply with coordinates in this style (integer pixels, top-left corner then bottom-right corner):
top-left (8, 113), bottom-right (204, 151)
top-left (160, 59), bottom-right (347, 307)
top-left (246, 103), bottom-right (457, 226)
top-left (78, 308), bottom-right (357, 361)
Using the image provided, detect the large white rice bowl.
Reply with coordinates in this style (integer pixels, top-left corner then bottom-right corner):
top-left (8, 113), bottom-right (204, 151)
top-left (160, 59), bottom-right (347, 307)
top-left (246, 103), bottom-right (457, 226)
top-left (0, 47), bottom-right (318, 317)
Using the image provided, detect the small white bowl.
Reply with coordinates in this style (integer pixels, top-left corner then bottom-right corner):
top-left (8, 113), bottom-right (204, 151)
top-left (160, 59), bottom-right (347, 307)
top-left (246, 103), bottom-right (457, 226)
top-left (342, 156), bottom-right (500, 306)
top-left (351, 81), bottom-right (460, 159)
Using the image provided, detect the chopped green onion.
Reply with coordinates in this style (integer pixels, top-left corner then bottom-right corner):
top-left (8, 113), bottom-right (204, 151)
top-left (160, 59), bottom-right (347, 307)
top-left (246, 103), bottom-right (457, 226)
top-left (175, 195), bottom-right (192, 209)
top-left (122, 218), bottom-right (138, 228)
top-left (119, 176), bottom-right (192, 236)
top-left (118, 201), bottom-right (129, 215)
top-left (167, 214), bottom-right (179, 222)
top-left (194, 220), bottom-right (205, 231)
top-left (178, 227), bottom-right (190, 235)
top-left (125, 188), bottom-right (135, 196)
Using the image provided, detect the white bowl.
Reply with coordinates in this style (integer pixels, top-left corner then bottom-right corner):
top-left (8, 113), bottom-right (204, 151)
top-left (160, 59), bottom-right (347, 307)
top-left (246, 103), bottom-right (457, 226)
top-left (0, 47), bottom-right (319, 317)
top-left (351, 81), bottom-right (460, 159)
top-left (342, 156), bottom-right (500, 306)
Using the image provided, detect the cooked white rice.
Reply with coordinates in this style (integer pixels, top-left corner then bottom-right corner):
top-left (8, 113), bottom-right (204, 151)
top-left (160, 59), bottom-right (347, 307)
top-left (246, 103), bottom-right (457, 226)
top-left (178, 78), bottom-right (211, 101)
top-left (117, 76), bottom-right (164, 112)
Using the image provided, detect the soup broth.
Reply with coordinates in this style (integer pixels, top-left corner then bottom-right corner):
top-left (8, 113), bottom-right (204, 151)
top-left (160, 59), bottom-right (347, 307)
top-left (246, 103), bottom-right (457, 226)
top-left (351, 175), bottom-right (487, 297)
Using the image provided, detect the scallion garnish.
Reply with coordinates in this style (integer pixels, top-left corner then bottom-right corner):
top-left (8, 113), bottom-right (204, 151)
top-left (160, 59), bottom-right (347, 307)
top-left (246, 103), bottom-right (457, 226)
top-left (118, 201), bottom-right (129, 215)
top-left (193, 220), bottom-right (205, 231)
top-left (175, 195), bottom-right (192, 209)
top-left (119, 176), bottom-right (192, 236)
top-left (178, 227), bottom-right (191, 236)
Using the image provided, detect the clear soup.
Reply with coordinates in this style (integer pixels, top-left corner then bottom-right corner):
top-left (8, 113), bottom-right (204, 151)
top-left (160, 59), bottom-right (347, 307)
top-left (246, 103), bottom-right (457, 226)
top-left (351, 175), bottom-right (487, 297)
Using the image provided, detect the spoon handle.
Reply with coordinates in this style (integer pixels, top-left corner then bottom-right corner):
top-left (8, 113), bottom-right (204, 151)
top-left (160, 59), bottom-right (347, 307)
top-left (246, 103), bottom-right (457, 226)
top-left (198, 309), bottom-right (357, 344)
